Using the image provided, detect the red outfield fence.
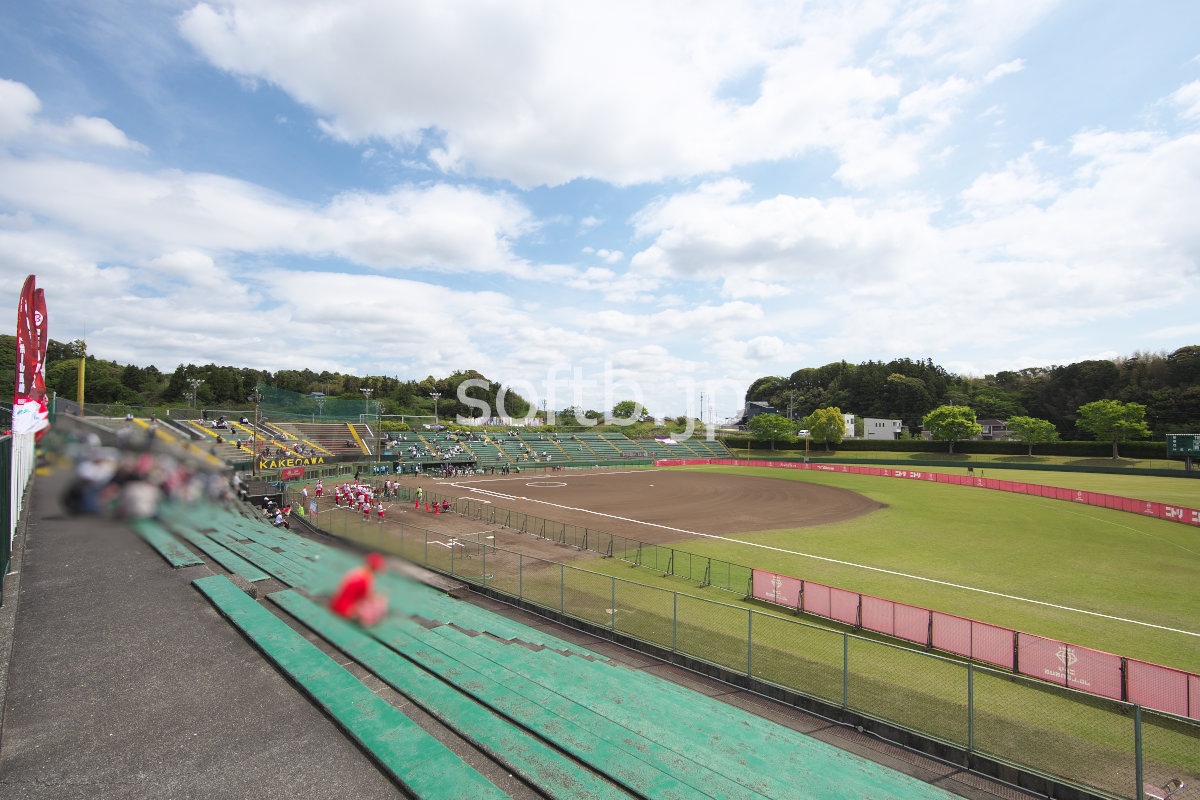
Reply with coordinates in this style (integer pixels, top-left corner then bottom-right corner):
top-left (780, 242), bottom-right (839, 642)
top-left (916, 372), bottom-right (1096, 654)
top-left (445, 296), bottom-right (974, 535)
top-left (751, 569), bottom-right (1199, 719)
top-left (659, 458), bottom-right (1200, 720)
top-left (655, 458), bottom-right (1200, 527)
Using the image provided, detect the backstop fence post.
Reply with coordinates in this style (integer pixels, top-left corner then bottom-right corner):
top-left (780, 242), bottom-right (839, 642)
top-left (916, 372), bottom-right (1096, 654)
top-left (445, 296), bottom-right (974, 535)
top-left (747, 610), bottom-right (753, 679)
top-left (842, 634), bottom-right (849, 708)
top-left (672, 593), bottom-right (678, 652)
top-left (967, 663), bottom-right (974, 755)
top-left (1134, 705), bottom-right (1143, 800)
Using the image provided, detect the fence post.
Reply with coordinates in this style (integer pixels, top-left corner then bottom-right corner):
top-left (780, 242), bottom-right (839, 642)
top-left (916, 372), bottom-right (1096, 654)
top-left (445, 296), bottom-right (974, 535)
top-left (1134, 705), bottom-right (1143, 800)
top-left (611, 578), bottom-right (616, 633)
top-left (842, 634), bottom-right (849, 708)
top-left (560, 564), bottom-right (564, 613)
top-left (967, 664), bottom-right (974, 755)
top-left (519, 554), bottom-right (523, 599)
top-left (672, 593), bottom-right (677, 652)
top-left (747, 610), bottom-right (753, 679)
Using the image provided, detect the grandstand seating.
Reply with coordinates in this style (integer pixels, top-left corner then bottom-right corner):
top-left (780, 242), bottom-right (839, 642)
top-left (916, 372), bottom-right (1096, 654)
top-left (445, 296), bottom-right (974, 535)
top-left (141, 499), bottom-right (958, 800)
top-left (565, 431), bottom-right (616, 459)
top-left (491, 432), bottom-right (540, 464)
top-left (99, 414), bottom-right (733, 470)
top-left (598, 433), bottom-right (649, 458)
top-left (285, 422), bottom-right (368, 456)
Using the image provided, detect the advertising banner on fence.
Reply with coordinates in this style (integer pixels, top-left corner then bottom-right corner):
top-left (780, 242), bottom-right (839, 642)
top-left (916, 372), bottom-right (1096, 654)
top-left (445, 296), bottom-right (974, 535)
top-left (12, 275), bottom-right (50, 438)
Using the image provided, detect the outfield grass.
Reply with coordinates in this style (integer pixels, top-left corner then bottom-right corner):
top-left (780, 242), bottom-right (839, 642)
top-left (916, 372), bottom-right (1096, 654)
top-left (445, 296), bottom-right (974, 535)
top-left (736, 446), bottom-right (1192, 472)
top-left (565, 465), bottom-right (1200, 674)
top-left (735, 450), bottom-right (1200, 504)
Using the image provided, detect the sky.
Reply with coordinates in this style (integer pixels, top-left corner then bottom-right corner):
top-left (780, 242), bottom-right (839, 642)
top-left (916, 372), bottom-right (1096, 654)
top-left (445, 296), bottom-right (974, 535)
top-left (2, 1), bottom-right (1199, 422)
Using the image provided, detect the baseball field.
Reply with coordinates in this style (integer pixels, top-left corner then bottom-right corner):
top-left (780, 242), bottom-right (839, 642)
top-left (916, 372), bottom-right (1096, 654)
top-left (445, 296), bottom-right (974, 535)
top-left (303, 462), bottom-right (1200, 792)
top-left (411, 464), bottom-right (1200, 673)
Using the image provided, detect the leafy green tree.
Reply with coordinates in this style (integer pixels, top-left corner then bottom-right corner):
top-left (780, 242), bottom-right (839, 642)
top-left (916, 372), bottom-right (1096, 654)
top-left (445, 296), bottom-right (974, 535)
top-left (1076, 399), bottom-right (1151, 459)
top-left (747, 413), bottom-right (797, 451)
top-left (1166, 346), bottom-right (1200, 387)
top-left (922, 405), bottom-right (982, 453)
top-left (802, 407), bottom-right (845, 451)
top-left (611, 399), bottom-right (648, 423)
top-left (745, 375), bottom-right (785, 404)
top-left (45, 338), bottom-right (86, 361)
top-left (1005, 415), bottom-right (1060, 456)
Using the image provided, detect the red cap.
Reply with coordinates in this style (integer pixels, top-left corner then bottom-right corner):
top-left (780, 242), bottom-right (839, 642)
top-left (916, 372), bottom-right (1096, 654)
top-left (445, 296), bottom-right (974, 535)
top-left (366, 552), bottom-right (385, 572)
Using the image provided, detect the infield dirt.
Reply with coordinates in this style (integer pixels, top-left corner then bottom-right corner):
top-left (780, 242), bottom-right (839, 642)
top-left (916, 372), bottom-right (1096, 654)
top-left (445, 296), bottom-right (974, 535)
top-left (342, 468), bottom-right (884, 559)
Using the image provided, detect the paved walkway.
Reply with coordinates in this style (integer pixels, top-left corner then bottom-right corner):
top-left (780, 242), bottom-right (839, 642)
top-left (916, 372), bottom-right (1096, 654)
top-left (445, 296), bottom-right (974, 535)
top-left (0, 468), bottom-right (408, 799)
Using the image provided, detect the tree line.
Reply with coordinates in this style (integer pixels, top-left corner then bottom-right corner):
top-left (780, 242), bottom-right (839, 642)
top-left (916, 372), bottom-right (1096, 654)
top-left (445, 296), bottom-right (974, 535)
top-left (0, 336), bottom-right (531, 423)
top-left (744, 348), bottom-right (1200, 440)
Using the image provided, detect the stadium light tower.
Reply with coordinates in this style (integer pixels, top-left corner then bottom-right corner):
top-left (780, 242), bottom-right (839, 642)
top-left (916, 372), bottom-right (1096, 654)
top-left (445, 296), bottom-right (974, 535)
top-left (248, 388), bottom-right (263, 476)
top-left (429, 391), bottom-right (441, 423)
top-left (187, 378), bottom-right (204, 409)
top-left (314, 396), bottom-right (325, 422)
top-left (360, 387), bottom-right (373, 414)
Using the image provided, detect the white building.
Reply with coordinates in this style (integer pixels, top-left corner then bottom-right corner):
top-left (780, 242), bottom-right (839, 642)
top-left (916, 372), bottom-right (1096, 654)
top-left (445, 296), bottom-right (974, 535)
top-left (843, 413), bottom-right (855, 439)
top-left (863, 417), bottom-right (903, 440)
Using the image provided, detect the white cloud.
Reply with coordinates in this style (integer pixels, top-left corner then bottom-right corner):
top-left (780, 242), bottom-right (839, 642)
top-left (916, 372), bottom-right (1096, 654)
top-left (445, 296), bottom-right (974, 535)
top-left (1169, 79), bottom-right (1200, 120)
top-left (631, 179), bottom-right (936, 281)
top-left (628, 127), bottom-right (1200, 367)
top-left (0, 78), bottom-right (40, 140)
top-left (0, 155), bottom-right (539, 275)
top-left (984, 59), bottom-right (1025, 83)
top-left (41, 116), bottom-right (148, 151)
top-left (959, 154), bottom-right (1061, 213)
top-left (721, 277), bottom-right (790, 299)
top-left (179, 0), bottom-right (1051, 187)
top-left (0, 79), bottom-right (145, 151)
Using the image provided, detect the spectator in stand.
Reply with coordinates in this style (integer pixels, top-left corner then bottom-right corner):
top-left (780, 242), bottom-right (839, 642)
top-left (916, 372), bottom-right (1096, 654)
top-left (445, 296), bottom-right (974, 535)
top-left (329, 553), bottom-right (387, 625)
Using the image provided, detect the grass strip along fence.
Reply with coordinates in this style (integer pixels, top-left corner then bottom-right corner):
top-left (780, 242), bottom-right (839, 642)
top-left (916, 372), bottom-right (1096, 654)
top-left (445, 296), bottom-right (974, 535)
top-left (288, 482), bottom-right (1200, 800)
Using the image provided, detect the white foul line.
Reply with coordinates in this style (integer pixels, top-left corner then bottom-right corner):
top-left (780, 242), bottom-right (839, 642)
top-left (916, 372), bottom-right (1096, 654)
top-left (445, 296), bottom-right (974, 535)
top-left (447, 482), bottom-right (1200, 639)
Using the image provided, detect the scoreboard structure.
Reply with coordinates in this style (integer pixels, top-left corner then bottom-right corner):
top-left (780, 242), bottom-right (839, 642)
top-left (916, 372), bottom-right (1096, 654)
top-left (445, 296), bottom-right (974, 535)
top-left (1167, 434), bottom-right (1200, 470)
top-left (1167, 434), bottom-right (1200, 456)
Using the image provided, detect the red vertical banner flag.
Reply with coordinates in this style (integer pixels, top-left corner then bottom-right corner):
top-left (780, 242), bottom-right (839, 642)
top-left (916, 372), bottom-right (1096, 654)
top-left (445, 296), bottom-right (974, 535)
top-left (12, 275), bottom-right (50, 437)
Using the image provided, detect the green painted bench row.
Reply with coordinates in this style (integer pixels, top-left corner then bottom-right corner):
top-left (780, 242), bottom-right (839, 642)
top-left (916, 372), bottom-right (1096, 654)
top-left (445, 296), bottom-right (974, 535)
top-left (270, 589), bottom-right (635, 800)
top-left (390, 601), bottom-right (956, 800)
top-left (132, 519), bottom-right (204, 568)
top-left (160, 519), bottom-right (271, 583)
top-left (349, 607), bottom-right (753, 800)
top-left (192, 575), bottom-right (511, 800)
